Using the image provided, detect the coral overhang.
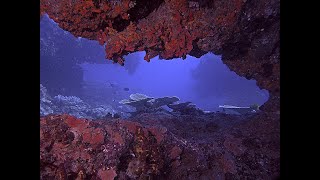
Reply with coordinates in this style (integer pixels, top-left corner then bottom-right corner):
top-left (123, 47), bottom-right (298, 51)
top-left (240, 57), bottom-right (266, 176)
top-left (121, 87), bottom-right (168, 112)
top-left (40, 0), bottom-right (279, 111)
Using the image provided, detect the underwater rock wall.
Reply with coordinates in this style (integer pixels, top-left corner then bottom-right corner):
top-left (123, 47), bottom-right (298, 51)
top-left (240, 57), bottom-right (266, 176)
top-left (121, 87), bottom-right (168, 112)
top-left (40, 0), bottom-right (280, 111)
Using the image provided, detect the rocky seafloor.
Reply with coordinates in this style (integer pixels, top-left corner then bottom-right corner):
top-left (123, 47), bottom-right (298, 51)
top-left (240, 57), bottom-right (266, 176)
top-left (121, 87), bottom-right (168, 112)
top-left (40, 110), bottom-right (279, 179)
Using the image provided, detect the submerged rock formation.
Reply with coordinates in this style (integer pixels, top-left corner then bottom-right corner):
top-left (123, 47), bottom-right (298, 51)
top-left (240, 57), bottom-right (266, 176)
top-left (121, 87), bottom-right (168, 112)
top-left (40, 0), bottom-right (280, 179)
top-left (119, 93), bottom-right (180, 116)
top-left (40, 113), bottom-right (279, 179)
top-left (40, 0), bottom-right (279, 112)
top-left (167, 101), bottom-right (205, 116)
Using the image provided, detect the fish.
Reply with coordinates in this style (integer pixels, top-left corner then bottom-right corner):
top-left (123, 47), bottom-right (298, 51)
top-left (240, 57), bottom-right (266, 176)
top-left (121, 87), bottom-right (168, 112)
top-left (123, 87), bottom-right (130, 91)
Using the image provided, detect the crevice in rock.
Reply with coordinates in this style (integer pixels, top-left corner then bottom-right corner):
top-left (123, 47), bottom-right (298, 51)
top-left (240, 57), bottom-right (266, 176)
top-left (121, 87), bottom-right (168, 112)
top-left (112, 0), bottom-right (165, 32)
top-left (127, 0), bottom-right (164, 22)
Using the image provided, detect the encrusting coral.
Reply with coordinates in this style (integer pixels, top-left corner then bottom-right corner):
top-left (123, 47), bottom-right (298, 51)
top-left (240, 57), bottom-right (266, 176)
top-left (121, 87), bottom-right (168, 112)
top-left (40, 111), bottom-right (280, 179)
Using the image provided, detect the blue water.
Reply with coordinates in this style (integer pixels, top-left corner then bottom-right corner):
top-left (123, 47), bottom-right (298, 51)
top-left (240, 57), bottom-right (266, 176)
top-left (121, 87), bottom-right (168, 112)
top-left (40, 14), bottom-right (269, 114)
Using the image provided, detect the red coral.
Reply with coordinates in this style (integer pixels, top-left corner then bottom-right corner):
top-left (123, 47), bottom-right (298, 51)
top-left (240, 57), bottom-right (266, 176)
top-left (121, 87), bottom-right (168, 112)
top-left (214, 0), bottom-right (244, 27)
top-left (64, 115), bottom-right (88, 131)
top-left (97, 168), bottom-right (117, 180)
top-left (144, 50), bottom-right (159, 62)
top-left (82, 128), bottom-right (105, 146)
top-left (119, 120), bottom-right (141, 134)
top-left (113, 132), bottom-right (124, 145)
top-left (97, 30), bottom-right (108, 45)
top-left (40, 0), bottom-right (218, 62)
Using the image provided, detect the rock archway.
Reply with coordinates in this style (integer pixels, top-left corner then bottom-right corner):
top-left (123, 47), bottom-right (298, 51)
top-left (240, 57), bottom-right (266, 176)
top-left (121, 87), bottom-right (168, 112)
top-left (40, 0), bottom-right (279, 111)
top-left (40, 0), bottom-right (280, 179)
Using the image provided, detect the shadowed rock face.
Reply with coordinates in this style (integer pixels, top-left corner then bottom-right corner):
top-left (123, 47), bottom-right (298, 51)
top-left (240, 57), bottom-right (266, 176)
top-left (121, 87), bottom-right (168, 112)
top-left (40, 0), bottom-right (280, 179)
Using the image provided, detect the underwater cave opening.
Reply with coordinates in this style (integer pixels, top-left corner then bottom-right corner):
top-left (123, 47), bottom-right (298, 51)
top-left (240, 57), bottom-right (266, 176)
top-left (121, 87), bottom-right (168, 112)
top-left (80, 52), bottom-right (269, 113)
top-left (40, 1), bottom-right (280, 179)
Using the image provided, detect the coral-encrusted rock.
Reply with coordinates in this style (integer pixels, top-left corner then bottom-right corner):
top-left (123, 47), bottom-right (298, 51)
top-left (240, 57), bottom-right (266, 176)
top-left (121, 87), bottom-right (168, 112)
top-left (40, 0), bottom-right (280, 178)
top-left (40, 112), bottom-right (279, 179)
top-left (223, 135), bottom-right (247, 156)
top-left (40, 114), bottom-right (168, 179)
top-left (41, 0), bottom-right (279, 112)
